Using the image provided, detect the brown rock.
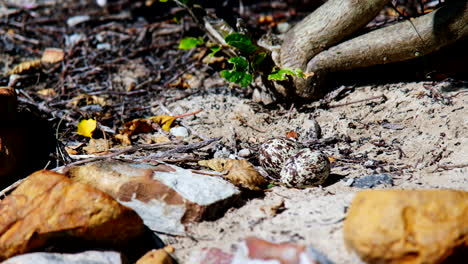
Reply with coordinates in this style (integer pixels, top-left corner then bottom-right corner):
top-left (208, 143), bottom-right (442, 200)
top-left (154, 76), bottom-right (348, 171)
top-left (344, 189), bottom-right (468, 264)
top-left (0, 170), bottom-right (144, 260)
top-left (67, 161), bottom-right (240, 235)
top-left (136, 246), bottom-right (175, 264)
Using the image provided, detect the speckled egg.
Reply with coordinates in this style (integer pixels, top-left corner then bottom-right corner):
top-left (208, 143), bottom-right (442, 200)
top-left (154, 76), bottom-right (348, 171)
top-left (258, 138), bottom-right (300, 179)
top-left (280, 148), bottom-right (330, 188)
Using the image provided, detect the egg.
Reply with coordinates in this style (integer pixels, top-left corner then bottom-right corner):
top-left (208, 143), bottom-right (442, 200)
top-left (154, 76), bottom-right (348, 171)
top-left (280, 149), bottom-right (330, 188)
top-left (258, 138), bottom-right (300, 179)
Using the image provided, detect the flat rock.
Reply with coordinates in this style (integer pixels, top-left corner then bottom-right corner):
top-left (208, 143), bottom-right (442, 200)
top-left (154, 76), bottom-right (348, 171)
top-left (0, 170), bottom-right (144, 260)
top-left (67, 160), bottom-right (241, 234)
top-left (344, 189), bottom-right (468, 264)
top-left (2, 251), bottom-right (123, 264)
top-left (188, 236), bottom-right (333, 264)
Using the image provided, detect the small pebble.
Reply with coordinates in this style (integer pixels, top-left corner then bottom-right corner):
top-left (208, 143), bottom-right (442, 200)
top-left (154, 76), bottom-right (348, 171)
top-left (238, 148), bottom-right (251, 157)
top-left (170, 126), bottom-right (189, 137)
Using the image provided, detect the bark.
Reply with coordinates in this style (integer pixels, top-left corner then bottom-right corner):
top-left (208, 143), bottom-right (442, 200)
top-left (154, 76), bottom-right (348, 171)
top-left (300, 1), bottom-right (468, 99)
top-left (276, 0), bottom-right (391, 97)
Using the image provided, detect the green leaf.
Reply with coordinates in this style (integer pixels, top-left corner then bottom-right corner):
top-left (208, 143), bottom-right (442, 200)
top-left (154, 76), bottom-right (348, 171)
top-left (221, 56), bottom-right (252, 87)
top-left (178, 37), bottom-right (204, 50)
top-left (221, 70), bottom-right (252, 88)
top-left (268, 68), bottom-right (305, 81)
top-left (225, 33), bottom-right (258, 54)
top-left (209, 45), bottom-right (221, 57)
top-left (227, 56), bottom-right (249, 72)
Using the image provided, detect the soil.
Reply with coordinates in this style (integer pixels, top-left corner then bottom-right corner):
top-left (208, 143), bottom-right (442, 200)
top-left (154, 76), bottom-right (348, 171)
top-left (161, 81), bottom-right (468, 263)
top-left (1, 0), bottom-right (467, 263)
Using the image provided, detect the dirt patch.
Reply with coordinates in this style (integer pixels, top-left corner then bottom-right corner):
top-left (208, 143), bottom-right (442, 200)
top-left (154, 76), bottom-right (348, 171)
top-left (157, 81), bottom-right (468, 263)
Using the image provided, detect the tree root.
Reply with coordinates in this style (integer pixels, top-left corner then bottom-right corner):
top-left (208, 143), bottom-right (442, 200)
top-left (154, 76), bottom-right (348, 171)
top-left (276, 0), bottom-right (468, 101)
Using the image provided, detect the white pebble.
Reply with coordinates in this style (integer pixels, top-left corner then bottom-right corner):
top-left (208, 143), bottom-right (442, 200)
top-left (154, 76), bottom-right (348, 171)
top-left (170, 126), bottom-right (189, 137)
top-left (238, 148), bottom-right (251, 157)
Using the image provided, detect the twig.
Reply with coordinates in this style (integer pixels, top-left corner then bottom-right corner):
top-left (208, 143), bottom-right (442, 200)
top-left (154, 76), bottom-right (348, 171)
top-left (329, 95), bottom-right (386, 108)
top-left (142, 137), bottom-right (221, 160)
top-left (434, 163), bottom-right (468, 172)
top-left (65, 141), bottom-right (178, 167)
top-left (0, 179), bottom-right (25, 199)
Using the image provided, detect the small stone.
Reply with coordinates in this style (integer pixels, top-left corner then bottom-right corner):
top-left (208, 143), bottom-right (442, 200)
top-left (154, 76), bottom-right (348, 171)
top-left (280, 149), bottom-right (330, 188)
top-left (136, 247), bottom-right (175, 264)
top-left (350, 173), bottom-right (393, 188)
top-left (344, 189), bottom-right (468, 264)
top-left (170, 126), bottom-right (189, 137)
top-left (238, 148), bottom-right (251, 157)
top-left (301, 118), bottom-right (322, 142)
top-left (188, 237), bottom-right (334, 264)
top-left (2, 251), bottom-right (123, 264)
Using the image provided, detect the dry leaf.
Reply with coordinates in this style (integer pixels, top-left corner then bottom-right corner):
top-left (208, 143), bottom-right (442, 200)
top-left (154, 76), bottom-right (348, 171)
top-left (285, 130), bottom-right (299, 139)
top-left (77, 119), bottom-right (97, 138)
top-left (69, 94), bottom-right (108, 107)
top-left (148, 115), bottom-right (177, 131)
top-left (41, 48), bottom-right (65, 64)
top-left (83, 138), bottom-right (110, 154)
top-left (224, 159), bottom-right (268, 190)
top-left (199, 159), bottom-right (268, 190)
top-left (198, 158), bottom-right (229, 172)
top-left (36, 88), bottom-right (57, 98)
top-left (8, 59), bottom-right (41, 75)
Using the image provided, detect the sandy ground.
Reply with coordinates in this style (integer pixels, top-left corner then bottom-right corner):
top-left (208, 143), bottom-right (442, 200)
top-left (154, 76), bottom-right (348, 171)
top-left (155, 81), bottom-right (468, 263)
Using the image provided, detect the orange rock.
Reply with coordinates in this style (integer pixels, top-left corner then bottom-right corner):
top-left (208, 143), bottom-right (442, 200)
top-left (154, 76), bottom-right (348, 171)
top-left (0, 170), bottom-right (144, 260)
top-left (136, 246), bottom-right (175, 264)
top-left (344, 189), bottom-right (468, 264)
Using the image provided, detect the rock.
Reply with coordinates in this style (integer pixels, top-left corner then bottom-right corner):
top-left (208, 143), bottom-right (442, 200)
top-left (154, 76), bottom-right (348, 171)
top-left (233, 237), bottom-right (333, 264)
top-left (188, 237), bottom-right (333, 264)
top-left (67, 161), bottom-right (241, 235)
top-left (2, 251), bottom-right (123, 264)
top-left (170, 126), bottom-right (189, 137)
top-left (136, 246), bottom-right (175, 264)
top-left (237, 148), bottom-right (251, 157)
top-left (301, 118), bottom-right (322, 142)
top-left (349, 173), bottom-right (393, 188)
top-left (0, 170), bottom-right (144, 260)
top-left (188, 248), bottom-right (234, 264)
top-left (344, 189), bottom-right (468, 264)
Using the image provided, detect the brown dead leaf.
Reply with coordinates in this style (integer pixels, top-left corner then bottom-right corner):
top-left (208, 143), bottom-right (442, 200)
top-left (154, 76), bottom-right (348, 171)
top-left (41, 48), bottom-right (65, 64)
top-left (8, 59), bottom-right (41, 75)
top-left (36, 88), bottom-right (57, 98)
top-left (199, 159), bottom-right (268, 190)
top-left (83, 138), bottom-right (110, 154)
top-left (225, 159), bottom-right (268, 190)
top-left (285, 130), bottom-right (299, 139)
top-left (198, 158), bottom-right (228, 172)
top-left (69, 94), bottom-right (108, 107)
